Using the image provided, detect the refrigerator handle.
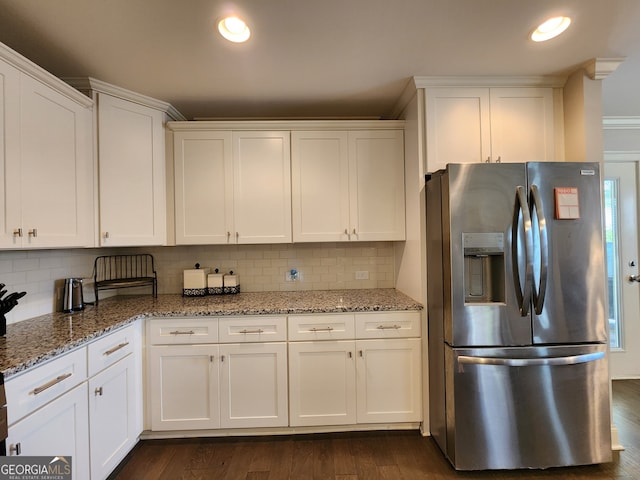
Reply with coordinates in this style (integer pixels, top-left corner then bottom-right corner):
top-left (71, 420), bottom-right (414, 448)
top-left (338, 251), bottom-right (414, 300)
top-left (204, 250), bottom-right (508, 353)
top-left (457, 351), bottom-right (604, 369)
top-left (530, 184), bottom-right (548, 314)
top-left (512, 186), bottom-right (534, 316)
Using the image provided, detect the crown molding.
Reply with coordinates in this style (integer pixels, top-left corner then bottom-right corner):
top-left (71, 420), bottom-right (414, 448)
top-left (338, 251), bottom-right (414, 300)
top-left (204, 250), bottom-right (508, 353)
top-left (0, 43), bottom-right (93, 108)
top-left (63, 77), bottom-right (186, 120)
top-left (583, 57), bottom-right (626, 80)
top-left (603, 116), bottom-right (640, 130)
top-left (167, 119), bottom-right (405, 131)
top-left (412, 75), bottom-right (567, 89)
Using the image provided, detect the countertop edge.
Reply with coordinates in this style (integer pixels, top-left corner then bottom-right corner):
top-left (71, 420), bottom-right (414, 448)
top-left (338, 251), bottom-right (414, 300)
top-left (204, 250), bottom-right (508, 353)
top-left (1, 290), bottom-right (423, 379)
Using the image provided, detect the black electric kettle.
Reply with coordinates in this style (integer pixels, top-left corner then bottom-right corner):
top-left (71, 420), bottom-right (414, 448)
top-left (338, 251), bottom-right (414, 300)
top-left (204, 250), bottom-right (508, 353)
top-left (62, 278), bottom-right (85, 313)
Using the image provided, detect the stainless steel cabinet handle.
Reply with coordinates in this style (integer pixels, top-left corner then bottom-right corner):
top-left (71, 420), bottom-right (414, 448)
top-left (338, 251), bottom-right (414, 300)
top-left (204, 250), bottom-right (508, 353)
top-left (376, 324), bottom-right (401, 330)
top-left (30, 373), bottom-right (72, 395)
top-left (170, 330), bottom-right (195, 335)
top-left (13, 228), bottom-right (22, 237)
top-left (103, 342), bottom-right (129, 356)
top-left (239, 329), bottom-right (264, 334)
top-left (95, 387), bottom-right (103, 396)
top-left (495, 156), bottom-right (501, 163)
top-left (485, 156), bottom-right (491, 163)
top-left (10, 443), bottom-right (21, 455)
top-left (309, 327), bottom-right (334, 332)
top-left (348, 351), bottom-right (352, 358)
top-left (103, 232), bottom-right (110, 239)
top-left (28, 228), bottom-right (37, 238)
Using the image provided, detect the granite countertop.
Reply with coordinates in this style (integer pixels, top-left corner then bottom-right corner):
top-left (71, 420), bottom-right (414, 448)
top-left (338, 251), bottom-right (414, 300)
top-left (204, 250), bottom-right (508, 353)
top-left (0, 289), bottom-right (422, 378)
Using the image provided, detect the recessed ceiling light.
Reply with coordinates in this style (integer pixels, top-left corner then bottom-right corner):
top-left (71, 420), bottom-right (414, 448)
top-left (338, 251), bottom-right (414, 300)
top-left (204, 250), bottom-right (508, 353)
top-left (530, 16), bottom-right (572, 42)
top-left (218, 15), bottom-right (251, 43)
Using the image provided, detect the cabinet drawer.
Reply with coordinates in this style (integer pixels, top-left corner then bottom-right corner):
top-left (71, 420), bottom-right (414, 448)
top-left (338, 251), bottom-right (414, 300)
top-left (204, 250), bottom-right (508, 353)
top-left (218, 316), bottom-right (286, 343)
top-left (355, 311), bottom-right (421, 339)
top-left (148, 317), bottom-right (218, 345)
top-left (288, 314), bottom-right (355, 341)
top-left (5, 347), bottom-right (87, 426)
top-left (88, 324), bottom-right (136, 377)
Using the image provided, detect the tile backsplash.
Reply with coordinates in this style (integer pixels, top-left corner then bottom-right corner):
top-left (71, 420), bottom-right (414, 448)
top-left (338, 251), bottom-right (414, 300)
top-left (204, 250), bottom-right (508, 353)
top-left (0, 242), bottom-right (395, 324)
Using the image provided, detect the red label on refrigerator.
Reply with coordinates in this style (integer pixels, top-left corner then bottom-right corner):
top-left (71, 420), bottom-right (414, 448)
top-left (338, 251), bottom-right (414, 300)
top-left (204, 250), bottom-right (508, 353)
top-left (555, 187), bottom-right (580, 219)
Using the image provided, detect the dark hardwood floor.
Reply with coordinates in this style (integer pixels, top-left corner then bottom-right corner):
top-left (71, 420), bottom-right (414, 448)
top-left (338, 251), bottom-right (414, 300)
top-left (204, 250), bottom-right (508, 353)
top-left (109, 380), bottom-right (640, 480)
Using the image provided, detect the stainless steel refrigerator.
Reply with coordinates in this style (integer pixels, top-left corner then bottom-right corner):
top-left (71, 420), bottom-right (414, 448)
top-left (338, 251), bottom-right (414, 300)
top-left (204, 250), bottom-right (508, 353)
top-left (426, 162), bottom-right (612, 471)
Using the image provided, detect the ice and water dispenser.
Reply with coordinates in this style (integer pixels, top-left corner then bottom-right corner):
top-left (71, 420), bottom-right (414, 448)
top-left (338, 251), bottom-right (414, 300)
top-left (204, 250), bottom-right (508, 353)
top-left (462, 232), bottom-right (505, 304)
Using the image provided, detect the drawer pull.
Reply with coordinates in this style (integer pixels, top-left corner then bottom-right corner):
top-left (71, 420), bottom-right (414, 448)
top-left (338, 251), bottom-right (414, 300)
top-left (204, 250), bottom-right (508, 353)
top-left (30, 373), bottom-right (72, 395)
top-left (376, 324), bottom-right (401, 330)
top-left (95, 387), bottom-right (103, 396)
top-left (309, 326), bottom-right (334, 332)
top-left (170, 330), bottom-right (195, 335)
top-left (239, 329), bottom-right (264, 334)
top-left (10, 443), bottom-right (21, 455)
top-left (103, 342), bottom-right (129, 356)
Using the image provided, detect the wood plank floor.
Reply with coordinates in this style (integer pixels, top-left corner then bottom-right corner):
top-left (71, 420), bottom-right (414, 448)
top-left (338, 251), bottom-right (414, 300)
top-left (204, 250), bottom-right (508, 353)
top-left (109, 379), bottom-right (640, 480)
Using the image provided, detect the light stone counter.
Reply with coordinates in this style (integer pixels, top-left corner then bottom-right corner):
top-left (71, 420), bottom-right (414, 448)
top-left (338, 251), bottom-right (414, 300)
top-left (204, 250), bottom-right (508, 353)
top-left (0, 289), bottom-right (422, 378)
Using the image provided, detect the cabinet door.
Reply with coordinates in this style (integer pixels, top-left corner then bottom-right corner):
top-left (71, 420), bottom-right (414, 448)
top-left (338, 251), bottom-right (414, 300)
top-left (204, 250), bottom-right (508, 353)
top-left (356, 338), bottom-right (422, 423)
top-left (98, 93), bottom-right (166, 246)
top-left (233, 131), bottom-right (291, 243)
top-left (219, 342), bottom-right (288, 428)
top-left (0, 60), bottom-right (20, 248)
top-left (174, 131), bottom-right (234, 244)
top-left (148, 344), bottom-right (219, 431)
top-left (18, 73), bottom-right (92, 248)
top-left (6, 383), bottom-right (90, 480)
top-left (89, 354), bottom-right (137, 480)
top-left (425, 87), bottom-right (491, 172)
top-left (349, 130), bottom-right (406, 241)
top-left (288, 340), bottom-right (356, 426)
top-left (489, 87), bottom-right (555, 163)
top-left (291, 131), bottom-right (350, 242)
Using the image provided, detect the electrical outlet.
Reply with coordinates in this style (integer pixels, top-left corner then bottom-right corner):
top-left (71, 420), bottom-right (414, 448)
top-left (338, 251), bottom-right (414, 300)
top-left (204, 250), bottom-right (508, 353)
top-left (355, 271), bottom-right (369, 280)
top-left (285, 269), bottom-right (303, 281)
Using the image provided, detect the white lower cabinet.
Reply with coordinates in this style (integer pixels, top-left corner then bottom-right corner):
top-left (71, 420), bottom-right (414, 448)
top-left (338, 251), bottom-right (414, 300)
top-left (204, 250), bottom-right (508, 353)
top-left (219, 342), bottom-right (288, 428)
top-left (288, 312), bottom-right (422, 427)
top-left (89, 354), bottom-right (138, 480)
top-left (147, 316), bottom-right (289, 431)
top-left (355, 338), bottom-right (422, 423)
top-left (6, 382), bottom-right (90, 479)
top-left (147, 311), bottom-right (421, 434)
top-left (87, 323), bottom-right (141, 480)
top-left (288, 340), bottom-right (357, 426)
top-left (148, 344), bottom-right (220, 431)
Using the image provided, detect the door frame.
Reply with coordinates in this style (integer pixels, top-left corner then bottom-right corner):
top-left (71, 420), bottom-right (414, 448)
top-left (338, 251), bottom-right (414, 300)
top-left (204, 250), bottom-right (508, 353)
top-left (604, 151), bottom-right (640, 380)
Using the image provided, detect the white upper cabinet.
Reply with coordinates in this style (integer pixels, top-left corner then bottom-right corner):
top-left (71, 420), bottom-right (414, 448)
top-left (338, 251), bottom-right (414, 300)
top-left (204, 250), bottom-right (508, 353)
top-left (0, 45), bottom-right (93, 249)
top-left (232, 131), bottom-right (291, 244)
top-left (172, 128), bottom-right (291, 245)
top-left (425, 86), bottom-right (557, 172)
top-left (96, 92), bottom-right (167, 246)
top-left (173, 131), bottom-right (234, 245)
top-left (64, 77), bottom-right (185, 247)
top-left (291, 127), bottom-right (405, 242)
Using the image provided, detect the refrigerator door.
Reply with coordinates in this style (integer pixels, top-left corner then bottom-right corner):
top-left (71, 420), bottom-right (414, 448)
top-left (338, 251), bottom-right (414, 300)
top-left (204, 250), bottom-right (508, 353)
top-left (527, 162), bottom-right (608, 344)
top-left (443, 163), bottom-right (532, 347)
top-left (445, 344), bottom-right (611, 470)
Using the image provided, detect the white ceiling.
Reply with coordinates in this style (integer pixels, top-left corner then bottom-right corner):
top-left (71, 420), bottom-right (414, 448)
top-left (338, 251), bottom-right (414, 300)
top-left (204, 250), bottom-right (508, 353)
top-left (0, 0), bottom-right (639, 120)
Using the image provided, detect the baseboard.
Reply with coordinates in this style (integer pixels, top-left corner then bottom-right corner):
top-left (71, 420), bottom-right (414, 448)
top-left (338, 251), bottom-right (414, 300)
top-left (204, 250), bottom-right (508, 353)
top-left (611, 424), bottom-right (625, 451)
top-left (140, 422), bottom-right (421, 440)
